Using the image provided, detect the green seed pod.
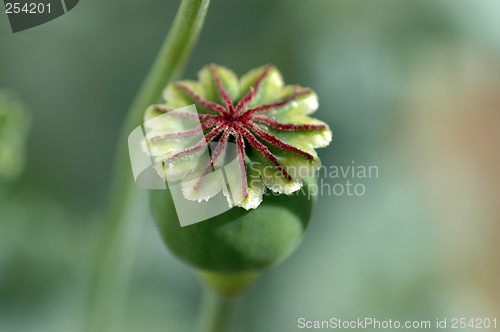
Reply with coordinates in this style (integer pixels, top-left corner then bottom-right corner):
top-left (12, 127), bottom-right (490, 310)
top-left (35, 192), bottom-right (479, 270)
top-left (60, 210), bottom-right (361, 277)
top-left (144, 65), bottom-right (330, 295)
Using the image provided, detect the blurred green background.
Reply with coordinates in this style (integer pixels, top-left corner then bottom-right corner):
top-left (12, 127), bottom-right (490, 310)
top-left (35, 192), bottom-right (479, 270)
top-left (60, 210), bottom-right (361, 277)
top-left (1, 0), bottom-right (500, 331)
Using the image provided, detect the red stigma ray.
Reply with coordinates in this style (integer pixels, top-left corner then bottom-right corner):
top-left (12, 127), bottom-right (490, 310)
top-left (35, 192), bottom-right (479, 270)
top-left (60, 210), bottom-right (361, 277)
top-left (193, 127), bottom-right (230, 190)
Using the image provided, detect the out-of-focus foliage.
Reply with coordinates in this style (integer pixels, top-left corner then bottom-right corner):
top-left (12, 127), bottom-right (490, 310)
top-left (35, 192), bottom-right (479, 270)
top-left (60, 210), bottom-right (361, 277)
top-left (1, 0), bottom-right (499, 331)
top-left (0, 89), bottom-right (31, 183)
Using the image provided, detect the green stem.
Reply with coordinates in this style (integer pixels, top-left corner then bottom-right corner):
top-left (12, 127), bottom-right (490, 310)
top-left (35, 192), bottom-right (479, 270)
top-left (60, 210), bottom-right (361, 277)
top-left (85, 1), bottom-right (211, 331)
top-left (196, 289), bottom-right (238, 332)
top-left (194, 271), bottom-right (260, 332)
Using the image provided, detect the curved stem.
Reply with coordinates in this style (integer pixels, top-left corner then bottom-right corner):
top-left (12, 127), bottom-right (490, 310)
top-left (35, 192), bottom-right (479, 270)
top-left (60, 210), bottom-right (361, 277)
top-left (196, 290), bottom-right (238, 332)
top-left (85, 1), bottom-right (211, 331)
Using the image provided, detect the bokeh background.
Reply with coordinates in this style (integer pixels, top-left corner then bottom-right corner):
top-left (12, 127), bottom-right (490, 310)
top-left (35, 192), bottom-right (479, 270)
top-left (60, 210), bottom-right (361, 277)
top-left (1, 0), bottom-right (500, 331)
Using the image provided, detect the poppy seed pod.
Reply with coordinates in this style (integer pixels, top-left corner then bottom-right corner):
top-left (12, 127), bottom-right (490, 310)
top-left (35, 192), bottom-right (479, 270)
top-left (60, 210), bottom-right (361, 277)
top-left (145, 65), bottom-right (331, 295)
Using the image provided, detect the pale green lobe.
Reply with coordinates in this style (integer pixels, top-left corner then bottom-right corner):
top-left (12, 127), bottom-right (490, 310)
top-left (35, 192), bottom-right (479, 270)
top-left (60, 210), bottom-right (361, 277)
top-left (143, 105), bottom-right (206, 183)
top-left (231, 157), bottom-right (266, 210)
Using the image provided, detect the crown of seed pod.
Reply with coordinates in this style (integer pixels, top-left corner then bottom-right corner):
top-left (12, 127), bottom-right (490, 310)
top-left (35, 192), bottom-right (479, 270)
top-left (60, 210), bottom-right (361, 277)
top-left (146, 65), bottom-right (332, 295)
